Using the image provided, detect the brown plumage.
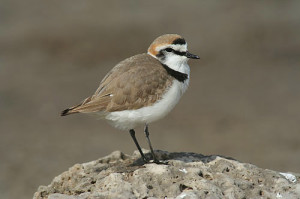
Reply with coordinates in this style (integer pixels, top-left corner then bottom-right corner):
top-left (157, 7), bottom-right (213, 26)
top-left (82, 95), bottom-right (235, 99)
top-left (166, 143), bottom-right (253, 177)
top-left (61, 53), bottom-right (174, 116)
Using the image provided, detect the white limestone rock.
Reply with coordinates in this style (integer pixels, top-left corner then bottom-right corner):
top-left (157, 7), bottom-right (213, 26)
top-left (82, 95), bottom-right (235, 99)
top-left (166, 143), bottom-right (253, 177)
top-left (33, 150), bottom-right (300, 199)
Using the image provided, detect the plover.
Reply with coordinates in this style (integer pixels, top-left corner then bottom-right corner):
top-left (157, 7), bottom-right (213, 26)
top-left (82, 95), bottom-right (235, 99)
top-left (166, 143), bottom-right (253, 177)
top-left (61, 34), bottom-right (199, 163)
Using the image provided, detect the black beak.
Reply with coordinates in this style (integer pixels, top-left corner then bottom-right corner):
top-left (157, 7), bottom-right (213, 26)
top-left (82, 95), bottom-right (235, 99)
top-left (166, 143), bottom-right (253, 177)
top-left (186, 51), bottom-right (200, 59)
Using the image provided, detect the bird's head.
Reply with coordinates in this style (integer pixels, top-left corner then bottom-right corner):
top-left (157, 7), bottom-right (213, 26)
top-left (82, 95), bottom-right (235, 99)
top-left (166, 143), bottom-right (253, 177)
top-left (148, 34), bottom-right (199, 66)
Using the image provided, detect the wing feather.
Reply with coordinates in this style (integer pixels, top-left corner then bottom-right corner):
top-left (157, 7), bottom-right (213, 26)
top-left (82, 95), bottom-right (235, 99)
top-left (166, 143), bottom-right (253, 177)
top-left (65, 53), bottom-right (173, 114)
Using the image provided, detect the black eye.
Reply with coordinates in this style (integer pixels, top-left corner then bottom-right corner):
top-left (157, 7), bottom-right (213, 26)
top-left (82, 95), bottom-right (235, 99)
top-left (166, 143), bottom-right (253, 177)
top-left (165, 48), bottom-right (173, 52)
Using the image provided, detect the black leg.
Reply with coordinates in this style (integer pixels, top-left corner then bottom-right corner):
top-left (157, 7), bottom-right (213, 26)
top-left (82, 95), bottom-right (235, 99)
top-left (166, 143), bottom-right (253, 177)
top-left (129, 129), bottom-right (148, 163)
top-left (144, 124), bottom-right (160, 163)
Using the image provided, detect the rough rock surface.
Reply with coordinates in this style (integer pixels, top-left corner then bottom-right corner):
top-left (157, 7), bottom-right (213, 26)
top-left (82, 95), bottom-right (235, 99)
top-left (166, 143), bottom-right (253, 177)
top-left (33, 150), bottom-right (300, 199)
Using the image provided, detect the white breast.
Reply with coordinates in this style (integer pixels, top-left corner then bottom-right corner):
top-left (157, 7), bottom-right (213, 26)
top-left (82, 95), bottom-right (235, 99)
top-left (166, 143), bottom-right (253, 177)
top-left (104, 64), bottom-right (190, 131)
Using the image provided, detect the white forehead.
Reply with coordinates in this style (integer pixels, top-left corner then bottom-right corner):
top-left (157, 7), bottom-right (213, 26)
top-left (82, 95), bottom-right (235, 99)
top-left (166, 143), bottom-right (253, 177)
top-left (155, 44), bottom-right (188, 52)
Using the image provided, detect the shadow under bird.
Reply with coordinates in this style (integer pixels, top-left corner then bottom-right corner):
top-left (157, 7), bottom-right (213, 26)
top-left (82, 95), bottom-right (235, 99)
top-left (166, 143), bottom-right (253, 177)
top-left (61, 34), bottom-right (199, 163)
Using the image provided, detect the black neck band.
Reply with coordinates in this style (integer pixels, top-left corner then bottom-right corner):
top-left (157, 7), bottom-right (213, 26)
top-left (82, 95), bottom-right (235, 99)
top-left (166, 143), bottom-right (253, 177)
top-left (162, 64), bottom-right (188, 82)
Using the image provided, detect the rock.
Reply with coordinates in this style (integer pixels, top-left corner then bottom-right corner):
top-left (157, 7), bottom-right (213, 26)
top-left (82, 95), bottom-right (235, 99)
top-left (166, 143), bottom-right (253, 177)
top-left (33, 150), bottom-right (300, 199)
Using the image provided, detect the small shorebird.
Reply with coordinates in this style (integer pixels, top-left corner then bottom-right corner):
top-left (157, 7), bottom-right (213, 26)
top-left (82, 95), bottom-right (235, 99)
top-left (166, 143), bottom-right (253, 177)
top-left (61, 34), bottom-right (199, 163)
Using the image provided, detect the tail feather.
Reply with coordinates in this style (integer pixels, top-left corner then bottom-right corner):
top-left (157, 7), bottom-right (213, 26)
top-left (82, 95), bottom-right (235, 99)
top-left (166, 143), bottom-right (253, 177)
top-left (61, 96), bottom-right (94, 116)
top-left (61, 106), bottom-right (80, 116)
top-left (61, 108), bottom-right (71, 116)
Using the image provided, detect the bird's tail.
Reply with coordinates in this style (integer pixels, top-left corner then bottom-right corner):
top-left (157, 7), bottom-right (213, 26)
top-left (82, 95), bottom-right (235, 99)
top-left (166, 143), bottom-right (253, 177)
top-left (61, 108), bottom-right (75, 116)
top-left (60, 104), bottom-right (81, 116)
top-left (61, 96), bottom-right (93, 116)
top-left (61, 108), bottom-right (72, 116)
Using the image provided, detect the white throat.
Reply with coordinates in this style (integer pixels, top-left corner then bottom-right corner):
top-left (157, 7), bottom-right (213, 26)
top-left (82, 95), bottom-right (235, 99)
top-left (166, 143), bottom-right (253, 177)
top-left (162, 55), bottom-right (190, 75)
top-left (148, 54), bottom-right (190, 77)
top-left (148, 43), bottom-right (191, 75)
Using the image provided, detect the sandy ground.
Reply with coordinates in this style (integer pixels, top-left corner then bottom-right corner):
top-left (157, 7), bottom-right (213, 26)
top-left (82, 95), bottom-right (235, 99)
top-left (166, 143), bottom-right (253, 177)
top-left (1, 1), bottom-right (300, 198)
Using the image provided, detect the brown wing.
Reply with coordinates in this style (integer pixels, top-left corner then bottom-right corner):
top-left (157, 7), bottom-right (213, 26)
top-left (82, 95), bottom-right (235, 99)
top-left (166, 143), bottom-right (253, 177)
top-left (63, 53), bottom-right (173, 115)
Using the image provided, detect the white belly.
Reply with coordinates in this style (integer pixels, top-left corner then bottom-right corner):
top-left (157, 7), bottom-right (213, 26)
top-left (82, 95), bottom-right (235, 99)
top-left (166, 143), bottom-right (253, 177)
top-left (104, 79), bottom-right (189, 130)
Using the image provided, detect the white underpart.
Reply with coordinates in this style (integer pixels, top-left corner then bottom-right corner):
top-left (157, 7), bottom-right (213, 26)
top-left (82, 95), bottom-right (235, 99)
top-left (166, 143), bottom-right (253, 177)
top-left (105, 78), bottom-right (189, 130)
top-left (105, 48), bottom-right (190, 130)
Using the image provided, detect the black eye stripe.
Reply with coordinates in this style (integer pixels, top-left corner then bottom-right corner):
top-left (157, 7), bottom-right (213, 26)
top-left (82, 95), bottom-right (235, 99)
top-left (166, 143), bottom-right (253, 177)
top-left (163, 48), bottom-right (186, 56)
top-left (172, 50), bottom-right (186, 56)
top-left (157, 48), bottom-right (186, 59)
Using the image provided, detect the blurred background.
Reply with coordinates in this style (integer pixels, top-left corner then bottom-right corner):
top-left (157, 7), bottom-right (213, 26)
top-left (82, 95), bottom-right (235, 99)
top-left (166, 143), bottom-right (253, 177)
top-left (1, 0), bottom-right (300, 198)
